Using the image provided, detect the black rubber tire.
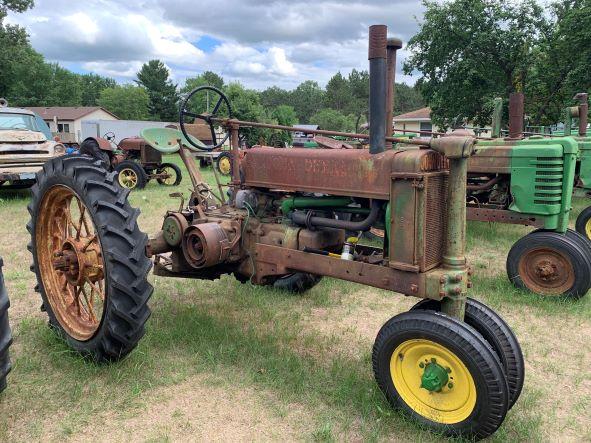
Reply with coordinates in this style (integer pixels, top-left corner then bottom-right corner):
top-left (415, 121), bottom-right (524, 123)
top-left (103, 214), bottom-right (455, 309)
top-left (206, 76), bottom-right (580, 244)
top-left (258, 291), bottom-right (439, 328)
top-left (273, 273), bottom-right (322, 293)
top-left (575, 206), bottom-right (591, 241)
top-left (199, 158), bottom-right (209, 168)
top-left (372, 310), bottom-right (509, 440)
top-left (114, 160), bottom-right (148, 190)
top-left (565, 228), bottom-right (591, 253)
top-left (156, 162), bottom-right (182, 186)
top-left (410, 297), bottom-right (524, 409)
top-left (27, 155), bottom-right (153, 362)
top-left (79, 138), bottom-right (111, 168)
top-left (506, 230), bottom-right (591, 299)
top-left (0, 257), bottom-right (13, 393)
top-left (216, 152), bottom-right (232, 176)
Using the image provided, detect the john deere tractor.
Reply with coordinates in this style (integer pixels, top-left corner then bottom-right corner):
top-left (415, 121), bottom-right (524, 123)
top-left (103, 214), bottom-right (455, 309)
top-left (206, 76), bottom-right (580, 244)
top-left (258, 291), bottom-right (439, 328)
top-left (27, 26), bottom-right (523, 440)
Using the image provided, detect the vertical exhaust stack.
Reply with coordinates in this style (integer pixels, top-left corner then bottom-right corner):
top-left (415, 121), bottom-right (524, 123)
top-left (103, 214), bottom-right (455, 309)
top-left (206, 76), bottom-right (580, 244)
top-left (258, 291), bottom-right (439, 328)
top-left (575, 92), bottom-right (588, 136)
top-left (507, 92), bottom-right (525, 140)
top-left (385, 37), bottom-right (403, 149)
top-left (368, 25), bottom-right (388, 154)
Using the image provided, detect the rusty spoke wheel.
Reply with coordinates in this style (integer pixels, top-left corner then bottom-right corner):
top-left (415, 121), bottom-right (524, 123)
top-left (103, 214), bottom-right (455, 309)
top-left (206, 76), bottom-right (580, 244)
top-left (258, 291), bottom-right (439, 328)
top-left (28, 156), bottom-right (153, 361)
top-left (506, 231), bottom-right (591, 299)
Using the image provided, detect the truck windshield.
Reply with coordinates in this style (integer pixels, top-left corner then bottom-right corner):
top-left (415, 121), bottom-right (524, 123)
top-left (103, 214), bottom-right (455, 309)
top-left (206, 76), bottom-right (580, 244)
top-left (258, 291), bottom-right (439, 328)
top-left (0, 113), bottom-right (38, 131)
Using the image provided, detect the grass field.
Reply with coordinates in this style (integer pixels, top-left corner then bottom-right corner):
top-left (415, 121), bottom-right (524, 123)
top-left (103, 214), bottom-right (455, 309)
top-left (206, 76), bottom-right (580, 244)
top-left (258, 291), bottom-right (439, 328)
top-left (0, 155), bottom-right (590, 442)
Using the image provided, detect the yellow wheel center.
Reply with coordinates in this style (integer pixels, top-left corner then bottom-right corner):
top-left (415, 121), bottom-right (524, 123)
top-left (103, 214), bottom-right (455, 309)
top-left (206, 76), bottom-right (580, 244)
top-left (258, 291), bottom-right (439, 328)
top-left (390, 339), bottom-right (477, 424)
top-left (585, 218), bottom-right (591, 240)
top-left (118, 168), bottom-right (138, 188)
top-left (219, 157), bottom-right (231, 175)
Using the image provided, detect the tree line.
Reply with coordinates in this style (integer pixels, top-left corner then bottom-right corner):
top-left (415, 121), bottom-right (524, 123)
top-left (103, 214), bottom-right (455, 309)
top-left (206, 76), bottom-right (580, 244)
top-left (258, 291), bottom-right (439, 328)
top-left (405, 0), bottom-right (591, 129)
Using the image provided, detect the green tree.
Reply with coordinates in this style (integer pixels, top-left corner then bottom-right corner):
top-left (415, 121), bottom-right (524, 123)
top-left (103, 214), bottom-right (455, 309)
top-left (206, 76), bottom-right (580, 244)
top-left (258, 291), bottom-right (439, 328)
top-left (181, 71), bottom-right (224, 93)
top-left (136, 60), bottom-right (178, 121)
top-left (291, 80), bottom-right (324, 123)
top-left (526, 0), bottom-right (591, 124)
top-left (271, 104), bottom-right (298, 144)
top-left (324, 72), bottom-right (353, 112)
top-left (0, 0), bottom-right (35, 99)
top-left (98, 85), bottom-right (150, 120)
top-left (394, 84), bottom-right (424, 115)
top-left (404, 0), bottom-right (547, 127)
top-left (224, 82), bottom-right (271, 146)
top-left (80, 74), bottom-right (117, 106)
top-left (259, 86), bottom-right (291, 109)
top-left (310, 108), bottom-right (356, 132)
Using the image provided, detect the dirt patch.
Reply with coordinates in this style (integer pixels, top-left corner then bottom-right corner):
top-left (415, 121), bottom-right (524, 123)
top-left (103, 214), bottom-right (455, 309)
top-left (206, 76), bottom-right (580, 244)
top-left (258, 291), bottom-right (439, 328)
top-left (45, 374), bottom-right (317, 442)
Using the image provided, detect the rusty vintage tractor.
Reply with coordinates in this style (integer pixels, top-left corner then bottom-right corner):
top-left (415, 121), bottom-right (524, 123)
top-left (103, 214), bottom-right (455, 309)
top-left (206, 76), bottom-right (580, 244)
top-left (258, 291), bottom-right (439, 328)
top-left (27, 26), bottom-right (523, 439)
top-left (80, 134), bottom-right (182, 190)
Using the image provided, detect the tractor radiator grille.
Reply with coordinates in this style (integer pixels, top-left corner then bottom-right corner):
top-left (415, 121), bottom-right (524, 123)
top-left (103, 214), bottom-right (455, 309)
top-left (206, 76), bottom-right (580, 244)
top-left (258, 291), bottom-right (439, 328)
top-left (534, 157), bottom-right (563, 205)
top-left (423, 173), bottom-right (448, 271)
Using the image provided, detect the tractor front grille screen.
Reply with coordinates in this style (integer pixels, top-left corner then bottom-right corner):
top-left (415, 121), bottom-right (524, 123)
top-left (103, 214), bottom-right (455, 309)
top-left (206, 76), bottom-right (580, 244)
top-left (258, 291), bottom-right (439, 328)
top-left (534, 157), bottom-right (563, 206)
top-left (423, 174), bottom-right (448, 270)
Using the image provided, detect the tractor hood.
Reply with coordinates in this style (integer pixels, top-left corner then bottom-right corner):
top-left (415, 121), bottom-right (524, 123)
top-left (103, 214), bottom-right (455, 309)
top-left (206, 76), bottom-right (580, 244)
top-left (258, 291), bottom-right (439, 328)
top-left (0, 130), bottom-right (46, 143)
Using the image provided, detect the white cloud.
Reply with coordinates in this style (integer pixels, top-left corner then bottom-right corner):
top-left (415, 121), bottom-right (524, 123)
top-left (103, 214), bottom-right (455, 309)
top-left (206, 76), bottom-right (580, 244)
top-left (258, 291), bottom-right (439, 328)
top-left (7, 0), bottom-right (423, 89)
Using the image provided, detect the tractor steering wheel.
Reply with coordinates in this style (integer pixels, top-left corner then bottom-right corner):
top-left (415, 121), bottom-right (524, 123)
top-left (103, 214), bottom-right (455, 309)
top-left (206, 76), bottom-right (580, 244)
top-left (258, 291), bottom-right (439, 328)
top-left (179, 86), bottom-right (232, 151)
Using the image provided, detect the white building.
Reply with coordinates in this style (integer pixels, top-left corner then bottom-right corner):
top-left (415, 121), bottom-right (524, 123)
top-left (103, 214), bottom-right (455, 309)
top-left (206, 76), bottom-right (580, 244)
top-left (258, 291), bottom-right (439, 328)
top-left (26, 106), bottom-right (119, 143)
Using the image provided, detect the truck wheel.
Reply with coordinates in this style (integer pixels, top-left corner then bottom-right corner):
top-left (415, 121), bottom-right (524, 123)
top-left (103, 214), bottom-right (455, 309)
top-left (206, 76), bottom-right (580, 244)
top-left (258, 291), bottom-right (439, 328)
top-left (156, 163), bottom-right (182, 186)
top-left (80, 138), bottom-right (111, 168)
top-left (114, 160), bottom-right (147, 190)
top-left (27, 156), bottom-right (153, 361)
top-left (506, 231), bottom-right (591, 299)
top-left (372, 310), bottom-right (509, 440)
top-left (575, 206), bottom-right (591, 241)
top-left (410, 298), bottom-right (524, 409)
top-left (216, 152), bottom-right (232, 176)
top-left (273, 273), bottom-right (322, 293)
top-left (0, 257), bottom-right (13, 392)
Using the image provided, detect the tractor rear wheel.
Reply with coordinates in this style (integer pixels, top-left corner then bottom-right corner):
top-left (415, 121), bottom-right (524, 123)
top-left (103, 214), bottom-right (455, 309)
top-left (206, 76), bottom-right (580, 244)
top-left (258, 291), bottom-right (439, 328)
top-left (156, 162), bottom-right (182, 186)
top-left (27, 156), bottom-right (153, 361)
top-left (0, 257), bottom-right (13, 392)
top-left (115, 160), bottom-right (147, 190)
top-left (575, 206), bottom-right (591, 241)
top-left (410, 298), bottom-right (524, 409)
top-left (506, 231), bottom-right (591, 299)
top-left (372, 310), bottom-right (509, 440)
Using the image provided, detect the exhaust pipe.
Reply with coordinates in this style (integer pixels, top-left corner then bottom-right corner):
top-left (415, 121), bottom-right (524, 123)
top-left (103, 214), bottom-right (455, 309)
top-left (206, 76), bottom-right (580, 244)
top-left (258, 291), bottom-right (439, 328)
top-left (507, 92), bottom-right (524, 140)
top-left (575, 92), bottom-right (588, 136)
top-left (368, 25), bottom-right (388, 154)
top-left (385, 37), bottom-right (403, 148)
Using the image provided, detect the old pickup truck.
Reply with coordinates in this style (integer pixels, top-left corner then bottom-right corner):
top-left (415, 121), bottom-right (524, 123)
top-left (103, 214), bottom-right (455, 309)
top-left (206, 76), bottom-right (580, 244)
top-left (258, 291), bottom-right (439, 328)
top-left (0, 99), bottom-right (66, 189)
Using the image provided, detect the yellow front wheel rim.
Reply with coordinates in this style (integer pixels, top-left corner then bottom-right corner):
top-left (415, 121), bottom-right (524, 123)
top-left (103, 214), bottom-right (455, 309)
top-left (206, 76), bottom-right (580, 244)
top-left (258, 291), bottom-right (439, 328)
top-left (585, 218), bottom-right (591, 239)
top-left (391, 339), bottom-right (477, 424)
top-left (219, 157), bottom-right (231, 175)
top-left (118, 169), bottom-right (138, 189)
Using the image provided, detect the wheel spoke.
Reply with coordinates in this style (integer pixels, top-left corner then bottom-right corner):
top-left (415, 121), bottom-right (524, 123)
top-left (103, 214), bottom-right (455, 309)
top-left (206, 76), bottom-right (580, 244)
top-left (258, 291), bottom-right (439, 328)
top-left (212, 96), bottom-right (224, 115)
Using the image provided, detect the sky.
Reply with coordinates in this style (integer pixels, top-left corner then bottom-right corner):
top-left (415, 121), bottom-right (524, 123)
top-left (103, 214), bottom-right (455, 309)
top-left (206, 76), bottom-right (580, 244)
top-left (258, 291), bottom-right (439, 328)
top-left (7, 0), bottom-right (425, 90)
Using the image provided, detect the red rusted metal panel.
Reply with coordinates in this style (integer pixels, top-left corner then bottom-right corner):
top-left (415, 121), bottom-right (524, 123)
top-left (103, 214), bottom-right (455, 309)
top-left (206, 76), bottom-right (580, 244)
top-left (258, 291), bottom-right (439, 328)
top-left (242, 147), bottom-right (444, 200)
top-left (118, 137), bottom-right (145, 152)
top-left (466, 206), bottom-right (544, 227)
top-left (468, 146), bottom-right (512, 173)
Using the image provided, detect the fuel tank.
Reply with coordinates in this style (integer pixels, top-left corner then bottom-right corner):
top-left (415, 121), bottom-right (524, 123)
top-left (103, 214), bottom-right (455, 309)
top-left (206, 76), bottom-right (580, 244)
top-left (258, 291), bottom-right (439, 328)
top-left (241, 147), bottom-right (445, 199)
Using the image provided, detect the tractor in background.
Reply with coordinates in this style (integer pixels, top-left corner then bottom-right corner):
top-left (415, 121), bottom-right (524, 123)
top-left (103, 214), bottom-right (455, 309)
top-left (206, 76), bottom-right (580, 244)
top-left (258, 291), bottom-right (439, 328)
top-left (79, 133), bottom-right (182, 190)
top-left (27, 25), bottom-right (523, 440)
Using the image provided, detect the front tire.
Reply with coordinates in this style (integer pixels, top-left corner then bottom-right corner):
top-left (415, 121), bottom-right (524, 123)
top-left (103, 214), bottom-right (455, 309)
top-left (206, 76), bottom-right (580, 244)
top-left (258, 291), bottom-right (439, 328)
top-left (410, 298), bottom-right (524, 409)
top-left (27, 155), bottom-right (153, 361)
top-left (506, 231), bottom-right (591, 298)
top-left (115, 160), bottom-right (147, 190)
top-left (273, 273), bottom-right (321, 293)
top-left (156, 162), bottom-right (182, 186)
top-left (575, 206), bottom-right (591, 241)
top-left (216, 152), bottom-right (232, 176)
top-left (372, 310), bottom-right (509, 440)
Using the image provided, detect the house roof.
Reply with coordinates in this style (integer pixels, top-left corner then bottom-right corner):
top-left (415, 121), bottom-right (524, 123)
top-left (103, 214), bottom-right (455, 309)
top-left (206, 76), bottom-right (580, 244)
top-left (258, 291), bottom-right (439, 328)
top-left (393, 107), bottom-right (431, 122)
top-left (26, 106), bottom-right (118, 121)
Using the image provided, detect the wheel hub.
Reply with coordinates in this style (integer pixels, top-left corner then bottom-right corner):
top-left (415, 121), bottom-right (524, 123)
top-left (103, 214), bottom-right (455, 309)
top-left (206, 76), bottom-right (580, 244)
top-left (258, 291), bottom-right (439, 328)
top-left (518, 246), bottom-right (574, 294)
top-left (52, 238), bottom-right (103, 286)
top-left (420, 360), bottom-right (449, 392)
